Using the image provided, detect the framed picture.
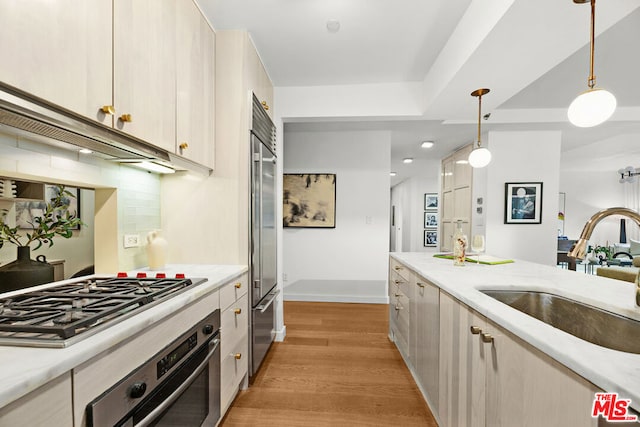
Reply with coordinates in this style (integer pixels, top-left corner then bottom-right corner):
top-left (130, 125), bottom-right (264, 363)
top-left (16, 185), bottom-right (81, 229)
top-left (424, 212), bottom-right (438, 228)
top-left (424, 229), bottom-right (438, 247)
top-left (505, 182), bottom-right (543, 224)
top-left (283, 173), bottom-right (336, 228)
top-left (424, 193), bottom-right (438, 211)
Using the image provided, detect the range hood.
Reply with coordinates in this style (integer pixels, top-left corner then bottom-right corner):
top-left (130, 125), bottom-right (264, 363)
top-left (0, 82), bottom-right (212, 175)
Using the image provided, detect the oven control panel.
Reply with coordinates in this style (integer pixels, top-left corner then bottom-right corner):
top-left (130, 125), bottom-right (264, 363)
top-left (157, 332), bottom-right (198, 379)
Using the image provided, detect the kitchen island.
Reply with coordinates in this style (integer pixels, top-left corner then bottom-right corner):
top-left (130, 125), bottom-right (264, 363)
top-left (0, 264), bottom-right (247, 425)
top-left (391, 252), bottom-right (640, 424)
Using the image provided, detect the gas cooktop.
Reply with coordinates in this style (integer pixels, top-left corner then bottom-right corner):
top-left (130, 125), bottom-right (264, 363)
top-left (0, 274), bottom-right (206, 348)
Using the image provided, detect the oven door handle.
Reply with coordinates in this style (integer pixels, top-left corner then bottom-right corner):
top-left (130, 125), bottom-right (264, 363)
top-left (256, 289), bottom-right (279, 313)
top-left (135, 337), bottom-right (220, 427)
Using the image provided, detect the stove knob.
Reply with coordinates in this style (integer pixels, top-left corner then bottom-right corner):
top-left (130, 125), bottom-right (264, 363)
top-left (129, 382), bottom-right (147, 399)
top-left (202, 324), bottom-right (214, 335)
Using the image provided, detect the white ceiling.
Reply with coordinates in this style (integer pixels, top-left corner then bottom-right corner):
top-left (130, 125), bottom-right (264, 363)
top-left (198, 0), bottom-right (640, 185)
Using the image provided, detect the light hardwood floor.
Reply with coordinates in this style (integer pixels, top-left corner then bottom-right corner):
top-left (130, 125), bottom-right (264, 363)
top-left (220, 301), bottom-right (438, 426)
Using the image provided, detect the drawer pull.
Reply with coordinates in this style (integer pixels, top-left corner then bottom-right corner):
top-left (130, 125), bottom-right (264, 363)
top-left (394, 293), bottom-right (401, 297)
top-left (234, 282), bottom-right (242, 289)
top-left (394, 304), bottom-right (402, 311)
top-left (470, 326), bottom-right (482, 335)
top-left (234, 308), bottom-right (242, 315)
top-left (481, 333), bottom-right (494, 343)
top-left (417, 282), bottom-right (425, 288)
top-left (234, 353), bottom-right (242, 360)
top-left (119, 113), bottom-right (132, 123)
top-left (394, 280), bottom-right (401, 285)
top-left (101, 105), bottom-right (115, 115)
top-left (394, 266), bottom-right (403, 271)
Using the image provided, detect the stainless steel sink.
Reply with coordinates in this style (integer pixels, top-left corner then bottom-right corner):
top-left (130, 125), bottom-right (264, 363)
top-left (481, 290), bottom-right (640, 354)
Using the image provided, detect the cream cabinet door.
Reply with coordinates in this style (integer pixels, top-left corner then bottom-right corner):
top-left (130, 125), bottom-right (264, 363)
top-left (175, 0), bottom-right (215, 168)
top-left (113, 0), bottom-right (176, 152)
top-left (414, 276), bottom-right (440, 410)
top-left (439, 292), bottom-right (486, 427)
top-left (0, 0), bottom-right (112, 124)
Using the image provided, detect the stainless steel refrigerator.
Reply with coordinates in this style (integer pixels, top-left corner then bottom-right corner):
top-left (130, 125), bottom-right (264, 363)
top-left (250, 94), bottom-right (278, 378)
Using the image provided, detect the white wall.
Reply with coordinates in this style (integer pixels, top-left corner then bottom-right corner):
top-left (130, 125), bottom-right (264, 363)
top-left (391, 170), bottom-right (440, 253)
top-left (485, 130), bottom-right (561, 266)
top-left (282, 130), bottom-right (390, 303)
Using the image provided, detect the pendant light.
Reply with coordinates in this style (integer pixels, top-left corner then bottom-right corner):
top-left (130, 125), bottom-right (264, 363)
top-left (468, 88), bottom-right (492, 168)
top-left (567, 0), bottom-right (616, 127)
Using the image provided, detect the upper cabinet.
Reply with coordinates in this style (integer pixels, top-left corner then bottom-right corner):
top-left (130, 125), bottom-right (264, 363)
top-left (440, 145), bottom-right (472, 251)
top-left (246, 42), bottom-right (273, 119)
top-left (0, 0), bottom-right (216, 170)
top-left (113, 0), bottom-right (177, 153)
top-left (175, 1), bottom-right (216, 168)
top-left (0, 0), bottom-right (112, 126)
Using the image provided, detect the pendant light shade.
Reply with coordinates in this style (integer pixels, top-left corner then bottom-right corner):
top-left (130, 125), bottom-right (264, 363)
top-left (568, 87), bottom-right (617, 127)
top-left (468, 88), bottom-right (491, 168)
top-left (568, 0), bottom-right (616, 127)
top-left (468, 146), bottom-right (492, 168)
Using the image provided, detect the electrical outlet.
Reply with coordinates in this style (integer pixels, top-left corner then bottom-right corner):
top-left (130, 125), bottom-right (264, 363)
top-left (283, 273), bottom-right (288, 282)
top-left (124, 234), bottom-right (140, 248)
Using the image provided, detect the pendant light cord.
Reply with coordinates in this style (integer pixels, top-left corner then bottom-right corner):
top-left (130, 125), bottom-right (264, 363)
top-left (477, 93), bottom-right (483, 149)
top-left (588, 0), bottom-right (596, 89)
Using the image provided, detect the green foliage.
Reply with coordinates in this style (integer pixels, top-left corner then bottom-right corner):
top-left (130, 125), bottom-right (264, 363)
top-left (592, 245), bottom-right (613, 260)
top-left (0, 185), bottom-right (85, 251)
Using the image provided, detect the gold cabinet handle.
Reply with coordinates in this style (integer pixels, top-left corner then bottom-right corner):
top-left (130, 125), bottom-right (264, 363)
top-left (394, 304), bottom-right (402, 311)
top-left (179, 142), bottom-right (189, 151)
top-left (417, 282), bottom-right (425, 288)
top-left (234, 353), bottom-right (242, 360)
top-left (394, 293), bottom-right (401, 297)
top-left (119, 114), bottom-right (132, 123)
top-left (481, 333), bottom-right (494, 343)
top-left (234, 282), bottom-right (242, 289)
top-left (394, 266), bottom-right (403, 271)
top-left (394, 280), bottom-right (401, 285)
top-left (261, 100), bottom-right (269, 111)
top-left (470, 326), bottom-right (482, 335)
top-left (101, 105), bottom-right (115, 115)
top-left (234, 308), bottom-right (242, 315)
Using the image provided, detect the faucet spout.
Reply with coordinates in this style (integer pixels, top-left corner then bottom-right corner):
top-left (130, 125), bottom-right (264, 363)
top-left (568, 207), bottom-right (640, 260)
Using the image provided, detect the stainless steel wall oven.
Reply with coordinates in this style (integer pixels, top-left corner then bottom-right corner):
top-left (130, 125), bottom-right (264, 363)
top-left (86, 310), bottom-right (221, 427)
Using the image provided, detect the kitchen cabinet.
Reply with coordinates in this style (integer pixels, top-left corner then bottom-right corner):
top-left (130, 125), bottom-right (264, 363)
top-left (0, 372), bottom-right (72, 427)
top-left (246, 40), bottom-right (274, 119)
top-left (0, 0), bottom-right (216, 169)
top-left (175, 0), bottom-right (216, 169)
top-left (440, 145), bottom-right (472, 251)
top-left (389, 258), bottom-right (411, 360)
top-left (220, 274), bottom-right (249, 413)
top-left (411, 274), bottom-right (439, 412)
top-left (113, 0), bottom-right (176, 152)
top-left (438, 291), bottom-right (599, 427)
top-left (0, 0), bottom-right (112, 125)
top-left (0, 178), bottom-right (44, 201)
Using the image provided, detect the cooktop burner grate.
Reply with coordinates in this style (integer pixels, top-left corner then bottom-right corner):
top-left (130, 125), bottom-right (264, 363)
top-left (0, 276), bottom-right (205, 347)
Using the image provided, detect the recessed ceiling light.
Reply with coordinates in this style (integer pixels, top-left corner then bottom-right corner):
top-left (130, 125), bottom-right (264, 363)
top-left (390, 172), bottom-right (397, 177)
top-left (326, 19), bottom-right (340, 33)
top-left (421, 141), bottom-right (434, 149)
top-left (403, 158), bottom-right (413, 164)
top-left (79, 148), bottom-right (92, 154)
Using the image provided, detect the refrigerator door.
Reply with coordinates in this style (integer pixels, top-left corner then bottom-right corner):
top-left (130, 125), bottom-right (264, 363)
top-left (251, 134), bottom-right (277, 306)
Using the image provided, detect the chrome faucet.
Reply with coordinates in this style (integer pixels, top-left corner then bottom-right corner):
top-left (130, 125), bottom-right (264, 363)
top-left (568, 207), bottom-right (640, 307)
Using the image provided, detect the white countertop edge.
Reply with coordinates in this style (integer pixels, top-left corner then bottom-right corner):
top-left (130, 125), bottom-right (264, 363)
top-left (390, 252), bottom-right (640, 409)
top-left (0, 264), bottom-right (247, 409)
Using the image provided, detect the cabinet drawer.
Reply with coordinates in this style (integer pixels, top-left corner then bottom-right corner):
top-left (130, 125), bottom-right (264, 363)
top-left (220, 274), bottom-right (248, 311)
top-left (390, 270), bottom-right (411, 297)
top-left (221, 334), bottom-right (248, 411)
top-left (221, 293), bottom-right (248, 356)
top-left (390, 259), bottom-right (411, 282)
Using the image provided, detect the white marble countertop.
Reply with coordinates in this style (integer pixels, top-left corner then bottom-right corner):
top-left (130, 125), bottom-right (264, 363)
top-left (391, 252), bottom-right (640, 410)
top-left (0, 264), bottom-right (247, 409)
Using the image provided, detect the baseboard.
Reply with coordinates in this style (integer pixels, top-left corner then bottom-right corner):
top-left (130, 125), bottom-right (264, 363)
top-left (284, 293), bottom-right (389, 304)
top-left (274, 325), bottom-right (286, 342)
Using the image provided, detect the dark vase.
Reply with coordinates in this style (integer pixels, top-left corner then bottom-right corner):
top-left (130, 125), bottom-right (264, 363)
top-left (0, 246), bottom-right (54, 293)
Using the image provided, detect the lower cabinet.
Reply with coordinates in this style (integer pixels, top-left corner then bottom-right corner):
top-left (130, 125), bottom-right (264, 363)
top-left (220, 274), bottom-right (249, 413)
top-left (438, 291), bottom-right (599, 427)
top-left (0, 372), bottom-right (72, 426)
